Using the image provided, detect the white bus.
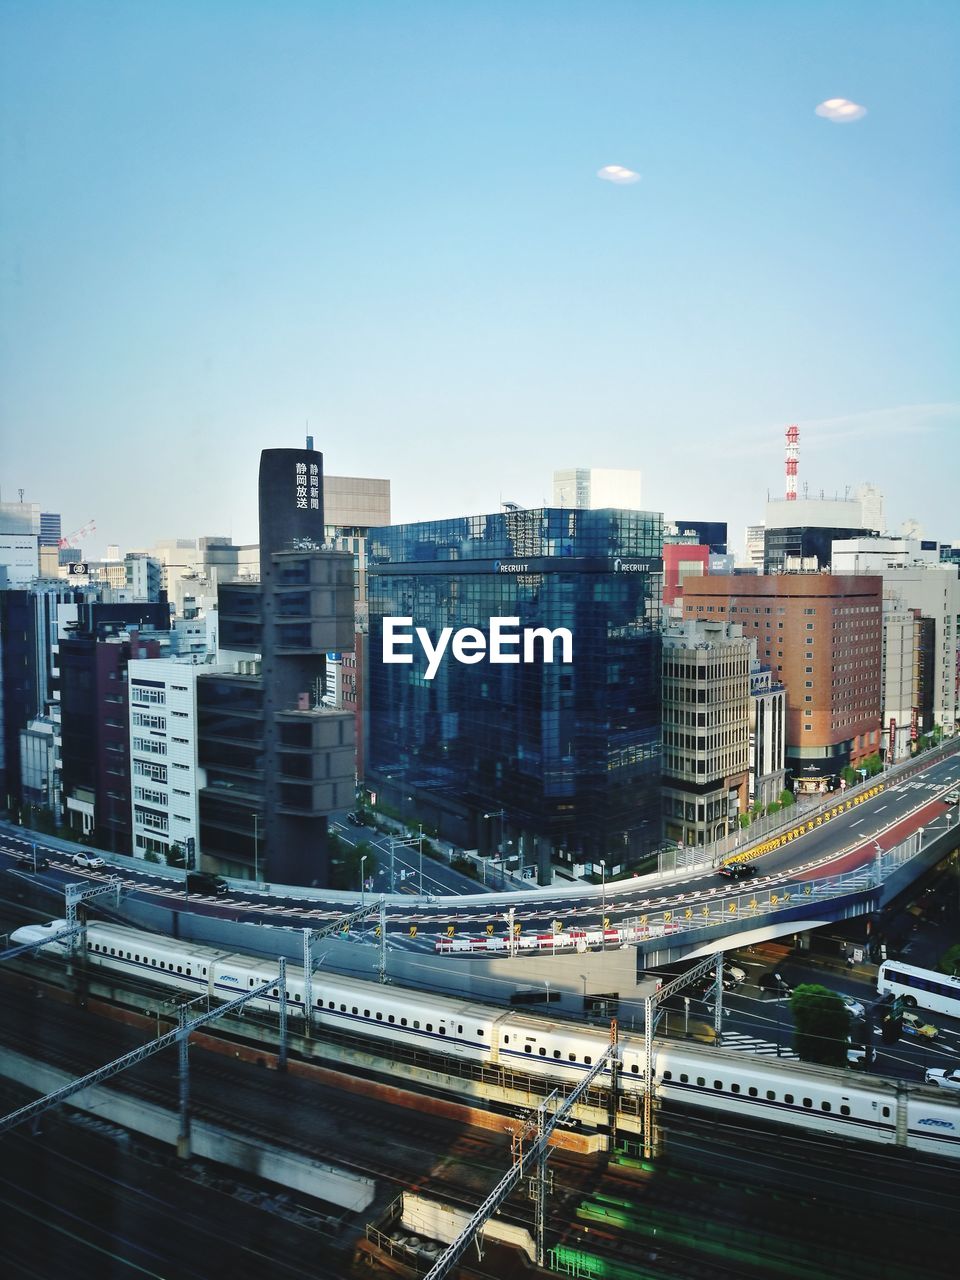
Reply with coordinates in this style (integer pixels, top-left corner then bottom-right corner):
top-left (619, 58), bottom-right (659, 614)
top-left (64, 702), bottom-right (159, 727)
top-left (877, 960), bottom-right (960, 1020)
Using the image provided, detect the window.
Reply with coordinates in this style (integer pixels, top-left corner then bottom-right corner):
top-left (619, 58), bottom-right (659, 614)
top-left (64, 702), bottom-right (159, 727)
top-left (785, 1093), bottom-right (794, 1104)
top-left (680, 1073), bottom-right (689, 1084)
top-left (766, 1090), bottom-right (775, 1100)
top-left (803, 1097), bottom-right (813, 1109)
top-left (821, 1102), bottom-right (831, 1112)
top-left (697, 1077), bottom-right (705, 1087)
top-left (714, 1080), bottom-right (723, 1090)
top-left (840, 1105), bottom-right (850, 1116)
top-left (748, 1087), bottom-right (758, 1097)
top-left (731, 1083), bottom-right (741, 1094)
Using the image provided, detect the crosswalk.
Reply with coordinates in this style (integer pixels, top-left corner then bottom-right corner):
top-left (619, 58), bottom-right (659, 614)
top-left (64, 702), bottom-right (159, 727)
top-left (719, 1031), bottom-right (799, 1059)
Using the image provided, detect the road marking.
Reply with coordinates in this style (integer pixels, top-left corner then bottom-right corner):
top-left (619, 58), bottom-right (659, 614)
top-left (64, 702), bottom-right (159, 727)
top-left (720, 1031), bottom-right (799, 1059)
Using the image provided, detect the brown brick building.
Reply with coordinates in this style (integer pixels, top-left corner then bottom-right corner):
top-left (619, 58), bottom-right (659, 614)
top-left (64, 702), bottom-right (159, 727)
top-left (682, 574), bottom-right (882, 789)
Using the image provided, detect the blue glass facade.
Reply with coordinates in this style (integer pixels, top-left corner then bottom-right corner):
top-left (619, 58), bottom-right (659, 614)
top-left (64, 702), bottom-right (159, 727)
top-left (367, 508), bottom-right (663, 875)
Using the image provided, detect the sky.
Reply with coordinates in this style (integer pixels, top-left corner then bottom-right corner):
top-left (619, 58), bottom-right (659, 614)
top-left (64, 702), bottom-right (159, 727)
top-left (1, 0), bottom-right (957, 560)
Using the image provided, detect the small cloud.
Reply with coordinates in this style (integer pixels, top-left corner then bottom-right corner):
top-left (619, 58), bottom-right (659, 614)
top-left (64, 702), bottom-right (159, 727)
top-left (815, 98), bottom-right (867, 123)
top-left (597, 164), bottom-right (641, 184)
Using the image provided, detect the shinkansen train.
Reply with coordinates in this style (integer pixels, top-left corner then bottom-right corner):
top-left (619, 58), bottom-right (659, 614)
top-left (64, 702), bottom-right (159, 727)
top-left (12, 918), bottom-right (960, 1159)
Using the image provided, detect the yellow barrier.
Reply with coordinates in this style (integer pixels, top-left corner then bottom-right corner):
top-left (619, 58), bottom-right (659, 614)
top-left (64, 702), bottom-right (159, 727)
top-left (719, 781), bottom-right (885, 868)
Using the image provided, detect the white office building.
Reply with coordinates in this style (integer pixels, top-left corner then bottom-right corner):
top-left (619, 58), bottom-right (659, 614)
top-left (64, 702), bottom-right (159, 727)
top-left (128, 658), bottom-right (226, 863)
top-left (553, 468), bottom-right (643, 511)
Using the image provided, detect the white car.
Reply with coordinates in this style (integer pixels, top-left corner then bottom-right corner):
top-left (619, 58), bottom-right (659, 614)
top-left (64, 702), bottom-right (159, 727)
top-left (924, 1068), bottom-right (960, 1091)
top-left (723, 963), bottom-right (746, 985)
top-left (71, 851), bottom-right (105, 869)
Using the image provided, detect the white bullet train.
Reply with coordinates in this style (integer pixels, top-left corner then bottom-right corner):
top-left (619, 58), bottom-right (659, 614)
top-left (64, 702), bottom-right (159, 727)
top-left (12, 917), bottom-right (960, 1159)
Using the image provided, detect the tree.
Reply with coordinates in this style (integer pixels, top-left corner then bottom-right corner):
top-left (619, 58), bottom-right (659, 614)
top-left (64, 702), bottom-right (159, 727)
top-left (765, 801), bottom-right (781, 816)
top-left (939, 944), bottom-right (960, 977)
top-left (790, 984), bottom-right (850, 1067)
top-left (841, 766), bottom-right (858, 787)
top-left (738, 814), bottom-right (751, 830)
top-left (779, 789), bottom-right (795, 808)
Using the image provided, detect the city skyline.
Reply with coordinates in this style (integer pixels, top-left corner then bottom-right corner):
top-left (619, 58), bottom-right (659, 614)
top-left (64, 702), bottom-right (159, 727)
top-left (1, 2), bottom-right (957, 556)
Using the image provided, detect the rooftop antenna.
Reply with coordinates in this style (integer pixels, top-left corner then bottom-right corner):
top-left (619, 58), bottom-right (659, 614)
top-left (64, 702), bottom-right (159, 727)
top-left (18, 487), bottom-right (24, 503)
top-left (784, 425), bottom-right (799, 501)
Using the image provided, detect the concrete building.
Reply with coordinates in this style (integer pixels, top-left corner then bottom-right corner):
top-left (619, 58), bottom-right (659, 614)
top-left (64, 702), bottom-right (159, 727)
top-left (553, 468), bottom-right (643, 511)
top-left (19, 715), bottom-right (59, 815)
top-left (201, 447), bottom-right (356, 886)
top-left (668, 519), bottom-right (727, 555)
top-left (125, 553), bottom-right (163, 602)
top-left (661, 619), bottom-right (751, 847)
top-left (663, 543), bottom-right (710, 609)
top-left (59, 626), bottom-right (169, 847)
top-left (744, 524), bottom-right (765, 571)
top-left (0, 534), bottom-right (40, 587)
top-left (833, 537), bottom-right (960, 737)
top-left (763, 496), bottom-right (878, 574)
top-left (683, 574), bottom-right (883, 789)
top-left (749, 659), bottom-right (787, 808)
top-left (128, 657), bottom-right (226, 864)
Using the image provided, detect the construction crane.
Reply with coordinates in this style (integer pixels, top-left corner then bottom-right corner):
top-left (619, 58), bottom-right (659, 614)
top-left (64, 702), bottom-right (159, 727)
top-left (59, 519), bottom-right (96, 549)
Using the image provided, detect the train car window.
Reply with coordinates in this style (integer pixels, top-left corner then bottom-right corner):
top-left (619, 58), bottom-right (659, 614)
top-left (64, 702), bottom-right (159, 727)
top-left (630, 1064), bottom-right (639, 1074)
top-left (821, 1102), bottom-right (831, 1112)
top-left (340, 1003), bottom-right (347, 1012)
top-left (151, 959), bottom-right (157, 966)
top-left (273, 988), bottom-right (279, 997)
top-left (110, 947), bottom-right (116, 955)
top-left (802, 1098), bottom-right (812, 1108)
top-left (697, 1077), bottom-right (705, 1087)
top-left (376, 1012), bottom-right (383, 1021)
top-left (177, 965), bottom-right (182, 973)
top-left (766, 1090), bottom-right (775, 1100)
top-left (539, 1048), bottom-right (547, 1056)
top-left (328, 1000), bottom-right (335, 1009)
top-left (731, 1084), bottom-right (741, 1094)
top-left (477, 1029), bottom-right (484, 1037)
top-left (426, 1023), bottom-right (433, 1032)
top-left (364, 1009), bottom-right (370, 1018)
top-left (568, 1053), bottom-right (577, 1062)
top-left (714, 1080), bottom-right (722, 1090)
top-left (389, 1015), bottom-right (396, 1023)
top-left (524, 1045), bottom-right (532, 1054)
top-left (882, 1106), bottom-right (891, 1118)
top-left (401, 1018), bottom-right (408, 1027)
top-left (554, 1050), bottom-right (562, 1059)
top-left (127, 951), bottom-right (132, 959)
top-left (439, 1027), bottom-right (446, 1036)
top-left (840, 1105), bottom-right (850, 1116)
top-left (784, 1094), bottom-right (794, 1104)
top-left (584, 1056), bottom-right (592, 1066)
top-left (87, 942), bottom-right (94, 950)
top-left (186, 969), bottom-right (191, 977)
top-left (680, 1073), bottom-right (688, 1084)
top-left (413, 1020), bottom-right (421, 1030)
top-left (135, 954), bottom-right (140, 961)
top-left (294, 993), bottom-right (301, 1002)
top-left (352, 1006), bottom-right (358, 1015)
top-left (503, 1035), bottom-right (510, 1044)
top-left (203, 968), bottom-right (207, 976)
top-left (748, 1087), bottom-right (758, 1097)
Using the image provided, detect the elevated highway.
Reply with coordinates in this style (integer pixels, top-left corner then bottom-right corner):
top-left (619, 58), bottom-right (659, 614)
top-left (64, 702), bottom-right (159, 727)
top-left (2, 741), bottom-right (958, 988)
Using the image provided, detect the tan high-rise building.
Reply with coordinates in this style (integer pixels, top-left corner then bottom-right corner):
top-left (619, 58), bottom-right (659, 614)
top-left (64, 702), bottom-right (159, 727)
top-left (662, 619), bottom-right (751, 846)
top-left (682, 574), bottom-right (882, 790)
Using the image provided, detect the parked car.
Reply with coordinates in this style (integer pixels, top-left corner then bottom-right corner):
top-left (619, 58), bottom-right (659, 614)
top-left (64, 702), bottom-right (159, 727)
top-left (924, 1068), bottom-right (960, 1091)
top-left (901, 1012), bottom-right (939, 1040)
top-left (185, 872), bottom-right (228, 896)
top-left (71, 851), bottom-right (105, 869)
top-left (718, 862), bottom-right (757, 881)
top-left (723, 962), bottom-right (747, 985)
top-left (758, 972), bottom-right (793, 996)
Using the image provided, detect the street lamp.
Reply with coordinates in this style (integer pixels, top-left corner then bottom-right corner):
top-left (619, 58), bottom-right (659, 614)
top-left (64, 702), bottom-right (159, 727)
top-left (360, 854), bottom-right (367, 906)
top-left (482, 810), bottom-right (506, 858)
top-left (252, 813), bottom-right (260, 884)
top-left (873, 839), bottom-right (883, 887)
top-left (600, 859), bottom-right (607, 922)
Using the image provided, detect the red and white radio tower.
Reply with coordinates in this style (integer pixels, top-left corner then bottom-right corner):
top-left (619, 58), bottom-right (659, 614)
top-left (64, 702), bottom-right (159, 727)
top-left (784, 424), bottom-right (799, 500)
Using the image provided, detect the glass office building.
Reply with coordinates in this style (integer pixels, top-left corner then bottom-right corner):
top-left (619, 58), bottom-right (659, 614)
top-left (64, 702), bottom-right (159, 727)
top-left (367, 507), bottom-right (663, 877)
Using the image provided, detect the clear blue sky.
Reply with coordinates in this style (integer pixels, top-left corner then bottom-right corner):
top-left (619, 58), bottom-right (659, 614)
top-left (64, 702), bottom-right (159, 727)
top-left (1, 1), bottom-right (957, 557)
